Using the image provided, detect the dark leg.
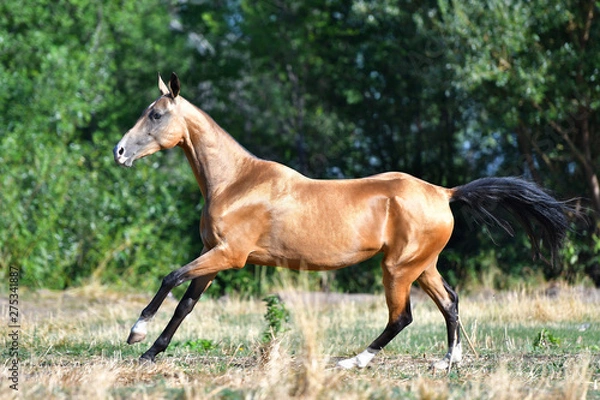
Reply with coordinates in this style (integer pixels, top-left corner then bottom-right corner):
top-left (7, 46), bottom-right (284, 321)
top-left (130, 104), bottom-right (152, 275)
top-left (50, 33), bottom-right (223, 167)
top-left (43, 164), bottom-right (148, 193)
top-left (127, 247), bottom-right (232, 347)
top-left (126, 278), bottom-right (176, 345)
top-left (139, 273), bottom-right (216, 362)
top-left (337, 264), bottom-right (414, 369)
top-left (417, 263), bottom-right (462, 369)
top-left (367, 299), bottom-right (413, 352)
top-left (128, 262), bottom-right (203, 342)
top-left (440, 279), bottom-right (460, 351)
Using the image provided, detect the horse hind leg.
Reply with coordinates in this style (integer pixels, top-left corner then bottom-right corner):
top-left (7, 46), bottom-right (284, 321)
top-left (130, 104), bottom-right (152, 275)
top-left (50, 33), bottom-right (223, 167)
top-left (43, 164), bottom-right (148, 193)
top-left (337, 261), bottom-right (420, 369)
top-left (417, 262), bottom-right (462, 370)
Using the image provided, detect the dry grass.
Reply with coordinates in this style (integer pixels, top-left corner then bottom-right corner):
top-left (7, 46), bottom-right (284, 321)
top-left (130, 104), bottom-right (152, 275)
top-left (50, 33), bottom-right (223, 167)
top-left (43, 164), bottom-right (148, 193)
top-left (1, 282), bottom-right (599, 399)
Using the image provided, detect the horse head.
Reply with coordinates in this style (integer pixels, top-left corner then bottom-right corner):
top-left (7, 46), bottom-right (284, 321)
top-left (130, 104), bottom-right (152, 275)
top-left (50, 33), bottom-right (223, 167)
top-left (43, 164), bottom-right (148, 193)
top-left (113, 72), bottom-right (186, 167)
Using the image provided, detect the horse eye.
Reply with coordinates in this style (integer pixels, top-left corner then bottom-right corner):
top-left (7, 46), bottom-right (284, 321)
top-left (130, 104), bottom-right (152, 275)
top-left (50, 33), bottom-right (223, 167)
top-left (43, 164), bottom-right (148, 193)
top-left (152, 112), bottom-right (162, 120)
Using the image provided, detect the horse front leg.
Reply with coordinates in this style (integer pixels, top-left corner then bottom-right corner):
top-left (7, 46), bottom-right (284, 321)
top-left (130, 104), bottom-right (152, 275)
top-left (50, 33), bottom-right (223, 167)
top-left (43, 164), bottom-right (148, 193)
top-left (137, 273), bottom-right (217, 362)
top-left (126, 246), bottom-right (239, 359)
top-left (127, 278), bottom-right (174, 345)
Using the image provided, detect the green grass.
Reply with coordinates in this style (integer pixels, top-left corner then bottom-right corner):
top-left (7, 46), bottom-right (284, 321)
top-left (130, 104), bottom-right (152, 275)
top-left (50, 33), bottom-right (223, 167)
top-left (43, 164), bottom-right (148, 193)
top-left (1, 283), bottom-right (599, 399)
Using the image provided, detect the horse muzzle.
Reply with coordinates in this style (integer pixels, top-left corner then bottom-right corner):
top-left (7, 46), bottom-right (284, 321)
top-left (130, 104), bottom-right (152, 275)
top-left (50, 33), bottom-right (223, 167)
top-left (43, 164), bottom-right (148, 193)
top-left (113, 142), bottom-right (134, 167)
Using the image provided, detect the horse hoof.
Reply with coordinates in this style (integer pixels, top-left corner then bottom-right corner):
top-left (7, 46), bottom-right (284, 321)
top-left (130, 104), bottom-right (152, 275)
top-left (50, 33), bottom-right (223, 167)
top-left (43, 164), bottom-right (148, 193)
top-left (430, 357), bottom-right (462, 371)
top-left (139, 354), bottom-right (156, 364)
top-left (336, 358), bottom-right (358, 370)
top-left (127, 331), bottom-right (147, 344)
top-left (430, 358), bottom-right (450, 371)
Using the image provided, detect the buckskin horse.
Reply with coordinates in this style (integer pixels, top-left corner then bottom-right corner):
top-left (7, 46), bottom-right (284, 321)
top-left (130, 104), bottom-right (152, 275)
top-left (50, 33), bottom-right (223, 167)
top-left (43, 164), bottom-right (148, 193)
top-left (113, 73), bottom-right (570, 369)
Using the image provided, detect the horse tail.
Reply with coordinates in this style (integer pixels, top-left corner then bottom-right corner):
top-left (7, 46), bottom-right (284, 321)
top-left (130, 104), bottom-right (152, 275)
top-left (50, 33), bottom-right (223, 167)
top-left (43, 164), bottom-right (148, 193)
top-left (449, 177), bottom-right (571, 263)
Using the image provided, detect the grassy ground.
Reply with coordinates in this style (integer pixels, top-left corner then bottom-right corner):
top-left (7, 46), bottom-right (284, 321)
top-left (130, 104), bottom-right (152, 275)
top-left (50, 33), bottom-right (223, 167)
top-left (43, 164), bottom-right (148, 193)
top-left (1, 282), bottom-right (599, 399)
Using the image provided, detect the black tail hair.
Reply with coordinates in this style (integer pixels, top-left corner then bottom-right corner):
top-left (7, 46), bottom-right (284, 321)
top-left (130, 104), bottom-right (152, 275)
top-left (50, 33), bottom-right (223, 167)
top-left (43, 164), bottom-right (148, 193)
top-left (451, 177), bottom-right (571, 263)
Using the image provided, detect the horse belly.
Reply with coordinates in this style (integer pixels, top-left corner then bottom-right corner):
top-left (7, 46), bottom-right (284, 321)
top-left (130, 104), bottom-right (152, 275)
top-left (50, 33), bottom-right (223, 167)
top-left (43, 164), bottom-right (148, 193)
top-left (254, 199), bottom-right (387, 270)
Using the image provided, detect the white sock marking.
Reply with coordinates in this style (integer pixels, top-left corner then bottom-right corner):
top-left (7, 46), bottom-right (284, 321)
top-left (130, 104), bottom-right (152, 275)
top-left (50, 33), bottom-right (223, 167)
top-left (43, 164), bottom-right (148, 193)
top-left (450, 341), bottom-right (463, 362)
top-left (337, 348), bottom-right (378, 369)
top-left (431, 341), bottom-right (463, 370)
top-left (131, 318), bottom-right (148, 336)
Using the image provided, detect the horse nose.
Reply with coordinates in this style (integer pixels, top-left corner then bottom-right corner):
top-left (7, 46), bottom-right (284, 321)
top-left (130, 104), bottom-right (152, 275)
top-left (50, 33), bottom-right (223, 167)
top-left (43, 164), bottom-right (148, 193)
top-left (113, 144), bottom-right (126, 163)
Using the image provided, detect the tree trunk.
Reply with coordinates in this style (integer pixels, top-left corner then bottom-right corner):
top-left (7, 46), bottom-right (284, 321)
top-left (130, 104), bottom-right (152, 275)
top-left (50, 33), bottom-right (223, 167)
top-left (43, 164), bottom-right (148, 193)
top-left (516, 124), bottom-right (542, 184)
top-left (580, 114), bottom-right (600, 220)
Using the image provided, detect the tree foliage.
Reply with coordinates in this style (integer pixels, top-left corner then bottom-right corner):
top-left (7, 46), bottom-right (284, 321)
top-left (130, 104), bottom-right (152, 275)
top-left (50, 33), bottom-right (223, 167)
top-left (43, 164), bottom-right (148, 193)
top-left (0, 0), bottom-right (199, 288)
top-left (438, 0), bottom-right (600, 283)
top-left (1, 0), bottom-right (598, 292)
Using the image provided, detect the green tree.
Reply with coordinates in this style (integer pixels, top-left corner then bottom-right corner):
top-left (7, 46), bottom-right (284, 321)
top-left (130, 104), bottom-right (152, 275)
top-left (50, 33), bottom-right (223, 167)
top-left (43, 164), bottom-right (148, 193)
top-left (173, 0), bottom-right (467, 291)
top-left (0, 0), bottom-right (201, 288)
top-left (439, 0), bottom-right (600, 283)
top-left (3, 0), bottom-right (597, 292)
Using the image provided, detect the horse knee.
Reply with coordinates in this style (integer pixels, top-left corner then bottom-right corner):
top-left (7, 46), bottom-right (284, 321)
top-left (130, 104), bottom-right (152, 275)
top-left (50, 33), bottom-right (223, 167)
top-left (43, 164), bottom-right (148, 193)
top-left (163, 271), bottom-right (183, 289)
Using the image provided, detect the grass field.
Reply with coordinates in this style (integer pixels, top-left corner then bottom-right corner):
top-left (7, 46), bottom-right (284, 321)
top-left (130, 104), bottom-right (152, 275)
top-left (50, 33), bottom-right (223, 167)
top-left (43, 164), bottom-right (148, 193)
top-left (2, 282), bottom-right (599, 399)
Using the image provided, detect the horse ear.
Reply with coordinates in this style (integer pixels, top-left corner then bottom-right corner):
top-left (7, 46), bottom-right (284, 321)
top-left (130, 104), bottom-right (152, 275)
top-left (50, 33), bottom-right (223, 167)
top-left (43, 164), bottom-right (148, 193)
top-left (169, 72), bottom-right (180, 98)
top-left (158, 73), bottom-right (169, 96)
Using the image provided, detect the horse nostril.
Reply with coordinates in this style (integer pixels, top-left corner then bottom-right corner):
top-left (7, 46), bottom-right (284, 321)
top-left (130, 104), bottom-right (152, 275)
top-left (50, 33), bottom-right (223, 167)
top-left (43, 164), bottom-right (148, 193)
top-left (113, 144), bottom-right (127, 163)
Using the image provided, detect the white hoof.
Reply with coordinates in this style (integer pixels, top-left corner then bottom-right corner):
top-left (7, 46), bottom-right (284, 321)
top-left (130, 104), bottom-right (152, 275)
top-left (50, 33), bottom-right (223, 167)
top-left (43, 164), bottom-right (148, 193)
top-left (337, 357), bottom-right (359, 369)
top-left (337, 349), bottom-right (377, 369)
top-left (431, 357), bottom-right (452, 370)
top-left (431, 342), bottom-right (462, 370)
top-left (127, 331), bottom-right (147, 344)
top-left (127, 318), bottom-right (148, 344)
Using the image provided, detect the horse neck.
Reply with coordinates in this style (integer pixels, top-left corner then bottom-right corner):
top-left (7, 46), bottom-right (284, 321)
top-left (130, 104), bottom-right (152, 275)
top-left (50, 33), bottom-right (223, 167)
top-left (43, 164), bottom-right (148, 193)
top-left (179, 100), bottom-right (255, 199)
